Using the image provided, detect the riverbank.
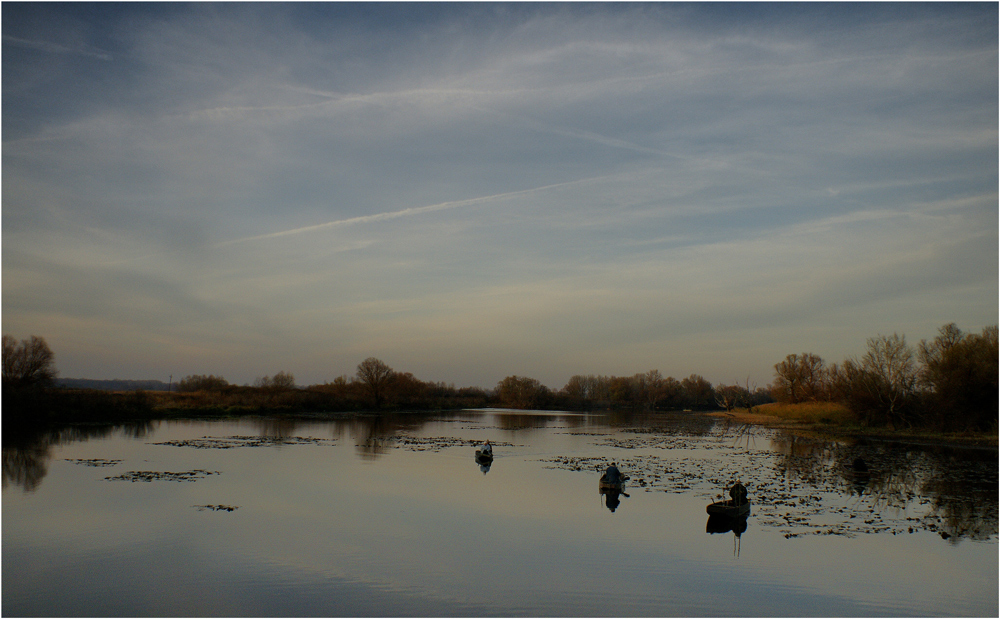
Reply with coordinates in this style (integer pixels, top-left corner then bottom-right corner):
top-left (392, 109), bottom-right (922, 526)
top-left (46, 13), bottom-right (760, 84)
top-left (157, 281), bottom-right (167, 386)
top-left (706, 401), bottom-right (998, 449)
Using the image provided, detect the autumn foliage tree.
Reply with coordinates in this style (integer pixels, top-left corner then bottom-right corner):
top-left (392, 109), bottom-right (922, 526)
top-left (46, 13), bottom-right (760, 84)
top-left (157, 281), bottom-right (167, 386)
top-left (176, 374), bottom-right (229, 392)
top-left (495, 375), bottom-right (549, 409)
top-left (680, 374), bottom-right (714, 409)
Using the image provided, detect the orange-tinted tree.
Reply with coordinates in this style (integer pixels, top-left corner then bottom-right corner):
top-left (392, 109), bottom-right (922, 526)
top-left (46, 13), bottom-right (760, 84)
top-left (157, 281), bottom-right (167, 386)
top-left (495, 375), bottom-right (549, 409)
top-left (681, 374), bottom-right (714, 410)
top-left (176, 374), bottom-right (229, 392)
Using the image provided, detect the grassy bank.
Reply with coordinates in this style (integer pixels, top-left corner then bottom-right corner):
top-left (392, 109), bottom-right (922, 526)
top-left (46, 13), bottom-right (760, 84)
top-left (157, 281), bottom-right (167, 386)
top-left (708, 401), bottom-right (997, 448)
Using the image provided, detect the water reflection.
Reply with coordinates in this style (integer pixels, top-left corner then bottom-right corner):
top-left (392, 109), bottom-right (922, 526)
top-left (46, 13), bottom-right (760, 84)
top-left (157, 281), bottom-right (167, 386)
top-left (706, 513), bottom-right (749, 557)
top-left (706, 513), bottom-right (749, 536)
top-left (2, 421), bottom-right (157, 492)
top-left (4, 411), bottom-right (996, 545)
top-left (768, 433), bottom-right (998, 542)
top-left (599, 485), bottom-right (628, 512)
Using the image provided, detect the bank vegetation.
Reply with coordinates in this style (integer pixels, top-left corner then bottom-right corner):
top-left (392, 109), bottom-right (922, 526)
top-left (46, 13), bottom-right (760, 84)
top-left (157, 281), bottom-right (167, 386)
top-left (3, 323), bottom-right (996, 444)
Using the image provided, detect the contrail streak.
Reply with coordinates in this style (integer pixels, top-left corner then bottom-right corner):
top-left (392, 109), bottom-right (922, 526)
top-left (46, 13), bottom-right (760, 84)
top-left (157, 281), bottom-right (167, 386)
top-left (98, 175), bottom-right (610, 266)
top-left (214, 177), bottom-right (603, 248)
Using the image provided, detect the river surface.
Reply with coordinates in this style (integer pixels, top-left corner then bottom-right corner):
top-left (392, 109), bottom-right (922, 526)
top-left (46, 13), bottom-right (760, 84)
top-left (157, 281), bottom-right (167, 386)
top-left (3, 409), bottom-right (997, 617)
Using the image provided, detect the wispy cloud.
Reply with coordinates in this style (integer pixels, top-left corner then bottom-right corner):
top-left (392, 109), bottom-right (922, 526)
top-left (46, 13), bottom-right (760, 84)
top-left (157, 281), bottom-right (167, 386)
top-left (2, 3), bottom-right (995, 387)
top-left (3, 35), bottom-right (112, 60)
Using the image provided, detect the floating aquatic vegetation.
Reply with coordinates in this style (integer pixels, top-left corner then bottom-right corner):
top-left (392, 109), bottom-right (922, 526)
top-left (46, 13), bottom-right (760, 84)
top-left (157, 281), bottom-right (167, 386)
top-left (392, 436), bottom-right (515, 452)
top-left (65, 458), bottom-right (122, 467)
top-left (105, 469), bottom-right (221, 482)
top-left (539, 422), bottom-right (997, 541)
top-left (151, 435), bottom-right (336, 449)
top-left (194, 504), bottom-right (238, 512)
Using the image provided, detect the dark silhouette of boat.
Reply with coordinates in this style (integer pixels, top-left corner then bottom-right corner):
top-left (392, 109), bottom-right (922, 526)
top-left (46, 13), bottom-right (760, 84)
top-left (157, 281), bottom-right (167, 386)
top-left (706, 499), bottom-right (751, 518)
top-left (707, 480), bottom-right (750, 517)
top-left (474, 449), bottom-right (493, 464)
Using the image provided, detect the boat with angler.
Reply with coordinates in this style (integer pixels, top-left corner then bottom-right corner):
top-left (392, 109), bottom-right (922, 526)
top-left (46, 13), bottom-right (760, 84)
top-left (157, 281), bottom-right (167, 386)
top-left (706, 499), bottom-right (751, 517)
top-left (475, 440), bottom-right (494, 464)
top-left (707, 481), bottom-right (750, 517)
top-left (598, 462), bottom-right (629, 491)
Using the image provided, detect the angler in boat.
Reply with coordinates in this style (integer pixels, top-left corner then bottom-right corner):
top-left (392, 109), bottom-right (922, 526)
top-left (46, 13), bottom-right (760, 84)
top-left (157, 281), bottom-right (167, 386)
top-left (598, 462), bottom-right (630, 512)
top-left (599, 462), bottom-right (627, 488)
top-left (706, 480), bottom-right (751, 517)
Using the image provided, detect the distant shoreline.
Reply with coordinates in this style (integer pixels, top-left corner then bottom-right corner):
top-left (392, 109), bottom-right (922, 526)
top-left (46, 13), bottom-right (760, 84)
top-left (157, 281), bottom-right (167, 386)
top-left (704, 406), bottom-right (998, 450)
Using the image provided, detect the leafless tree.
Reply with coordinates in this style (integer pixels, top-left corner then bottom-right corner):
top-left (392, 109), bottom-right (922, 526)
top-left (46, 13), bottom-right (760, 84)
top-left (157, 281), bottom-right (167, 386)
top-left (2, 335), bottom-right (57, 390)
top-left (715, 384), bottom-right (743, 412)
top-left (850, 333), bottom-right (918, 428)
top-left (356, 357), bottom-right (393, 409)
top-left (255, 371), bottom-right (296, 390)
top-left (772, 353), bottom-right (828, 403)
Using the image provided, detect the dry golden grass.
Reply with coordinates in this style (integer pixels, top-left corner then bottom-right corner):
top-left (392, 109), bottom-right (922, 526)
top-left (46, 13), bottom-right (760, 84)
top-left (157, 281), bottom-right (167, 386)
top-left (754, 401), bottom-right (855, 424)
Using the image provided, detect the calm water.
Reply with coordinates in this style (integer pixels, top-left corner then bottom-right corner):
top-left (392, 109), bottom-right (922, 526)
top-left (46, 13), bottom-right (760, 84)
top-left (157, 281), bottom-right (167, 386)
top-left (3, 409), bottom-right (997, 617)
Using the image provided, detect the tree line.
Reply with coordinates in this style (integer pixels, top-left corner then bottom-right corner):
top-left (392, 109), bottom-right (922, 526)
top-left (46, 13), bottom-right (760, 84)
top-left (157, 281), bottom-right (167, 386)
top-left (3, 322), bottom-right (996, 432)
top-left (770, 323), bottom-right (998, 432)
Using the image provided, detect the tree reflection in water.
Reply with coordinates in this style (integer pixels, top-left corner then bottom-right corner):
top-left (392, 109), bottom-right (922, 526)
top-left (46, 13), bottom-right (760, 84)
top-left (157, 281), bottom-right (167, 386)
top-left (769, 434), bottom-right (998, 541)
top-left (4, 412), bottom-right (995, 544)
top-left (2, 421), bottom-right (157, 492)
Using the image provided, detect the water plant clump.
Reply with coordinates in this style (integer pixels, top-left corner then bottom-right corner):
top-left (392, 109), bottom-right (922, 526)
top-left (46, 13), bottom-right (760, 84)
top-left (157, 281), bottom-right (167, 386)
top-left (105, 469), bottom-right (221, 482)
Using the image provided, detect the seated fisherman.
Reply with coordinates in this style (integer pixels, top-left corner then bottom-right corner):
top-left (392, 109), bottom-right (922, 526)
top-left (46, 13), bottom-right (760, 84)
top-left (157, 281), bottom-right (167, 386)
top-left (729, 480), bottom-right (748, 505)
top-left (603, 462), bottom-right (622, 484)
top-left (480, 440), bottom-right (493, 455)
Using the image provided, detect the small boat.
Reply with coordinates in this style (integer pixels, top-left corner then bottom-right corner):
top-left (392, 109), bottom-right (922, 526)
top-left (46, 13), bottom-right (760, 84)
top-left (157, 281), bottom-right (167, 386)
top-left (706, 499), bottom-right (751, 518)
top-left (598, 474), bottom-right (629, 492)
top-left (475, 449), bottom-right (493, 463)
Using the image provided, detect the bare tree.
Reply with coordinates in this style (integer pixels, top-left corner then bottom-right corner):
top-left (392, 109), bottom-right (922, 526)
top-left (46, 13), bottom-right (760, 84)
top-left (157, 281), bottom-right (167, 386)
top-left (356, 357), bottom-right (393, 409)
top-left (270, 371), bottom-right (295, 389)
top-left (715, 384), bottom-right (743, 412)
top-left (859, 333), bottom-right (918, 428)
top-left (2, 335), bottom-right (57, 390)
top-left (255, 371), bottom-right (295, 390)
top-left (772, 353), bottom-right (828, 403)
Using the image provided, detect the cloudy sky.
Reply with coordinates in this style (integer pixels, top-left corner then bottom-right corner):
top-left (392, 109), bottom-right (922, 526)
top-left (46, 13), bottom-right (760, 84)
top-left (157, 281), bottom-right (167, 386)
top-left (3, 3), bottom-right (997, 390)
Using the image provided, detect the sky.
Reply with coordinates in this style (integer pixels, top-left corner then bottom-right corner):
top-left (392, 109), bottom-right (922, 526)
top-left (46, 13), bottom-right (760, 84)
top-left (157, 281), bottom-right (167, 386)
top-left (2, 3), bottom-right (997, 390)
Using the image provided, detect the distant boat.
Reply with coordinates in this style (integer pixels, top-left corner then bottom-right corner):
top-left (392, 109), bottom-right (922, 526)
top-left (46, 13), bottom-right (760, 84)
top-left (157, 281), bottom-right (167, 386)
top-left (598, 473), bottom-right (629, 492)
top-left (706, 499), bottom-right (751, 518)
top-left (475, 449), bottom-right (493, 464)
